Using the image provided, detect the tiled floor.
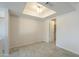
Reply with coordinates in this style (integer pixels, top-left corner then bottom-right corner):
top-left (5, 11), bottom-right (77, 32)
top-left (9, 42), bottom-right (79, 57)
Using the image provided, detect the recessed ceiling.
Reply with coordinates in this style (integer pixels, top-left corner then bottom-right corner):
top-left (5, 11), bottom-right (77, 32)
top-left (0, 2), bottom-right (77, 17)
top-left (23, 2), bottom-right (56, 18)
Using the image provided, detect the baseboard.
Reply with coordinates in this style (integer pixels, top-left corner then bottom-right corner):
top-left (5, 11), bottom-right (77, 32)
top-left (9, 41), bottom-right (44, 50)
top-left (43, 40), bottom-right (49, 43)
top-left (56, 44), bottom-right (79, 55)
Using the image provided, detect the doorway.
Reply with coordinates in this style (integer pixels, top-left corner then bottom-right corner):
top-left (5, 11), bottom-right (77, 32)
top-left (49, 18), bottom-right (56, 46)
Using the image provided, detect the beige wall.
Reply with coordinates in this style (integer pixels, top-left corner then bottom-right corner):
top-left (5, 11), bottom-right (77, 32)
top-left (10, 16), bottom-right (45, 48)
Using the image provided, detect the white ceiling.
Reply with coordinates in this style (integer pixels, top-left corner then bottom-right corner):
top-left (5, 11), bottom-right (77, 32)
top-left (39, 2), bottom-right (77, 16)
top-left (23, 2), bottom-right (56, 18)
top-left (0, 2), bottom-right (78, 17)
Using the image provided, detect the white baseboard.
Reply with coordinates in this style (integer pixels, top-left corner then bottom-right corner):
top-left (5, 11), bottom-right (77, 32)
top-left (43, 40), bottom-right (49, 43)
top-left (10, 40), bottom-right (44, 49)
top-left (56, 44), bottom-right (79, 55)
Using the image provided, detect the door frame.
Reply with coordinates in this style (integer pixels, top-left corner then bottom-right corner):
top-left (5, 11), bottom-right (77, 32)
top-left (49, 17), bottom-right (56, 46)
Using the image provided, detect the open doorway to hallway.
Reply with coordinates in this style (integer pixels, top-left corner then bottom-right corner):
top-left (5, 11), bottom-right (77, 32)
top-left (49, 18), bottom-right (56, 46)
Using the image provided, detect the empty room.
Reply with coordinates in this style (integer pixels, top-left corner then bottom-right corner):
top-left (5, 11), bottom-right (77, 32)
top-left (0, 2), bottom-right (79, 57)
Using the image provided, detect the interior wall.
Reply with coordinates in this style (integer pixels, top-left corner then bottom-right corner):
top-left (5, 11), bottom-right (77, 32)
top-left (0, 8), bottom-right (9, 56)
top-left (56, 9), bottom-right (79, 55)
top-left (42, 20), bottom-right (50, 43)
top-left (10, 15), bottom-right (44, 48)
